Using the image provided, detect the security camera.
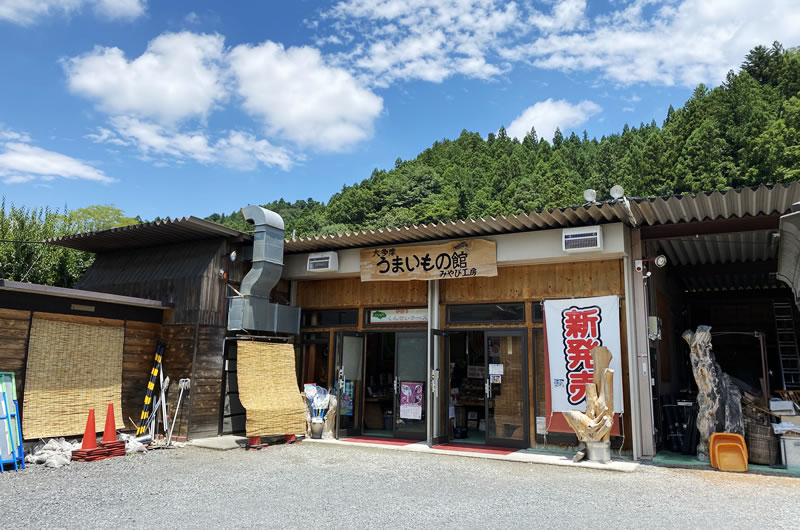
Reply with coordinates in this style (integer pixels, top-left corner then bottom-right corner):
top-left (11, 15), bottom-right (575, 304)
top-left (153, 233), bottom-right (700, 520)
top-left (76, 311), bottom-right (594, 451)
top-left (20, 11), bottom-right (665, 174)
top-left (634, 259), bottom-right (644, 273)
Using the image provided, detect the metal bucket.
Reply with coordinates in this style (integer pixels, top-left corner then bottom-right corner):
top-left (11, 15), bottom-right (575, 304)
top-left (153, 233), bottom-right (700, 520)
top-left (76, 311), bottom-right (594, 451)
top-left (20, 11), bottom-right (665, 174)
top-left (310, 419), bottom-right (324, 439)
top-left (585, 440), bottom-right (611, 462)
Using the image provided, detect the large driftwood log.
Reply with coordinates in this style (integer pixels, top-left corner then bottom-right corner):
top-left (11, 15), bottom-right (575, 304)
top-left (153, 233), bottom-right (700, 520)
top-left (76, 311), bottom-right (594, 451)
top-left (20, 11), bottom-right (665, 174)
top-left (682, 325), bottom-right (744, 461)
top-left (682, 326), bottom-right (719, 461)
top-left (562, 346), bottom-right (614, 442)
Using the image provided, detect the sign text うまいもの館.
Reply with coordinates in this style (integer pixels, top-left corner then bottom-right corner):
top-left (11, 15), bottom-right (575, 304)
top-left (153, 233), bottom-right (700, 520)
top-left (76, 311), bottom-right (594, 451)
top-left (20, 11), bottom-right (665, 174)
top-left (360, 239), bottom-right (497, 281)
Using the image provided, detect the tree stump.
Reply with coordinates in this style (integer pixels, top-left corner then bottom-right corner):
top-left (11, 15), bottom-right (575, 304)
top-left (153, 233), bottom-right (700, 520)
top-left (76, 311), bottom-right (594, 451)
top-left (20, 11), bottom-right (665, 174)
top-left (562, 346), bottom-right (615, 443)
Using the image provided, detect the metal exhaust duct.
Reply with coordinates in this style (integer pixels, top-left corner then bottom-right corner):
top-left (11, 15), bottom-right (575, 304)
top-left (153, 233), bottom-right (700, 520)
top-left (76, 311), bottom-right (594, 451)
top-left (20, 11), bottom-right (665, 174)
top-left (227, 206), bottom-right (301, 334)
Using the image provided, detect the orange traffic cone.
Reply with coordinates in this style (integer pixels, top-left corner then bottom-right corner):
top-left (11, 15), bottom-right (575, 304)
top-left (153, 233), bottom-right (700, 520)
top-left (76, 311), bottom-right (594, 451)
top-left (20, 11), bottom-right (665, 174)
top-left (102, 403), bottom-right (117, 443)
top-left (81, 408), bottom-right (98, 450)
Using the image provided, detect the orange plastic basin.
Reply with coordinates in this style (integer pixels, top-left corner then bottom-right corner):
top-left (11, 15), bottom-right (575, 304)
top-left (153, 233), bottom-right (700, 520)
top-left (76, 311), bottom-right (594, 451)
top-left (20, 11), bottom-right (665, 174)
top-left (710, 433), bottom-right (746, 469)
top-left (716, 442), bottom-right (748, 472)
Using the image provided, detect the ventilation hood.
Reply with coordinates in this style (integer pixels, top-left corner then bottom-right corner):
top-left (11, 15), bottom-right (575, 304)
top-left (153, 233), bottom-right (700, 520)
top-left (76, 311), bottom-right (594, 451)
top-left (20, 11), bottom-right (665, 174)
top-left (227, 205), bottom-right (301, 334)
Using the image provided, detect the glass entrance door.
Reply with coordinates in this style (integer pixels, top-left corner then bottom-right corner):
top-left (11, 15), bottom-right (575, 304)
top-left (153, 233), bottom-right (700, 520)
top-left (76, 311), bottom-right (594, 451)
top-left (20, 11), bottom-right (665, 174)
top-left (393, 332), bottom-right (427, 439)
top-left (335, 332), bottom-right (365, 438)
top-left (485, 330), bottom-right (528, 448)
top-left (445, 331), bottom-right (486, 444)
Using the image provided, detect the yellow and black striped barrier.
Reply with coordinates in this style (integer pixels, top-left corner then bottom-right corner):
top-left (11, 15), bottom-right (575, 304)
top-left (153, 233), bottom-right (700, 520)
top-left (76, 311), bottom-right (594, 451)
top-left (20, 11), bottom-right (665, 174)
top-left (136, 342), bottom-right (165, 436)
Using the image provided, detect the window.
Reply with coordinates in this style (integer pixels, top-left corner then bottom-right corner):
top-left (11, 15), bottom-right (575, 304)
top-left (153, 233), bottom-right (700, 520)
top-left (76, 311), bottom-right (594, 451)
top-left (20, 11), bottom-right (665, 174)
top-left (301, 309), bottom-right (358, 328)
top-left (531, 302), bottom-right (543, 323)
top-left (446, 303), bottom-right (525, 324)
top-left (300, 333), bottom-right (331, 388)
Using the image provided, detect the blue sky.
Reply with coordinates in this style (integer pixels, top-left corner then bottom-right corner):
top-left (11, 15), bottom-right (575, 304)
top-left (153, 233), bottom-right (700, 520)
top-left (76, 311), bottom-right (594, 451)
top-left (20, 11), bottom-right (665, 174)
top-left (1, 0), bottom-right (799, 221)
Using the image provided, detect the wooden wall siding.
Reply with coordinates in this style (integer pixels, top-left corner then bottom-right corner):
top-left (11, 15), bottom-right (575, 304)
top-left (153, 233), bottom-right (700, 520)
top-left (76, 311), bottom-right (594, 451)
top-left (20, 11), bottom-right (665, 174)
top-left (295, 277), bottom-right (427, 309)
top-left (77, 239), bottom-right (229, 326)
top-left (189, 325), bottom-right (225, 438)
top-left (0, 308), bottom-right (31, 409)
top-left (121, 321), bottom-right (163, 430)
top-left (441, 260), bottom-right (624, 303)
top-left (0, 308), bottom-right (165, 437)
top-left (160, 324), bottom-right (196, 440)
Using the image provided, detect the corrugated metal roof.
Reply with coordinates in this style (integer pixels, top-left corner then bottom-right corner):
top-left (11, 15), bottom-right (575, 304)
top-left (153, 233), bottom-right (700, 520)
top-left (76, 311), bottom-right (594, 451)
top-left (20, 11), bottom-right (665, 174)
top-left (43, 182), bottom-right (800, 254)
top-left (48, 216), bottom-right (250, 252)
top-left (647, 231), bottom-right (777, 267)
top-left (680, 272), bottom-right (782, 293)
top-left (284, 182), bottom-right (800, 253)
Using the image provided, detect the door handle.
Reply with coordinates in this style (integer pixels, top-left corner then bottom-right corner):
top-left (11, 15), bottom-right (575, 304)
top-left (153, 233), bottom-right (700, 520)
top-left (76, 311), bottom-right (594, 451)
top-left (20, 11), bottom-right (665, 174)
top-left (485, 378), bottom-right (491, 398)
top-left (393, 377), bottom-right (398, 395)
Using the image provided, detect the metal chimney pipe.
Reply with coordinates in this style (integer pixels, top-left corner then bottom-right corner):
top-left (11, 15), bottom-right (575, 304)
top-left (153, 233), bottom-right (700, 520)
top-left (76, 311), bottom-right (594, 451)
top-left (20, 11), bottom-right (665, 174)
top-left (239, 205), bottom-right (284, 297)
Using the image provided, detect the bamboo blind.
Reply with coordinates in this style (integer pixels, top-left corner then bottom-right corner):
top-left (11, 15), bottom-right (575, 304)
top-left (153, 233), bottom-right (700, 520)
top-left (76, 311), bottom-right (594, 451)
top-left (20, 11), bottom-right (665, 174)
top-left (236, 341), bottom-right (306, 437)
top-left (23, 318), bottom-right (124, 439)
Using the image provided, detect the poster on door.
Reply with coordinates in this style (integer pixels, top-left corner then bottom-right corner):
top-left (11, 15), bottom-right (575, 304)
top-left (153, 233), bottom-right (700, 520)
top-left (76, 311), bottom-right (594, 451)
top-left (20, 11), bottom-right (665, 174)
top-left (399, 381), bottom-right (423, 420)
top-left (340, 381), bottom-right (354, 416)
top-left (544, 295), bottom-right (624, 413)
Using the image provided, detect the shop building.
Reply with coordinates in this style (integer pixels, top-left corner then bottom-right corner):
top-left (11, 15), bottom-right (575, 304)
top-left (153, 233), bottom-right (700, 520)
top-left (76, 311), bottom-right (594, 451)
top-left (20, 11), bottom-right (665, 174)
top-left (285, 227), bottom-right (631, 450)
top-left (282, 182), bottom-right (800, 460)
top-left (5, 182), bottom-right (800, 464)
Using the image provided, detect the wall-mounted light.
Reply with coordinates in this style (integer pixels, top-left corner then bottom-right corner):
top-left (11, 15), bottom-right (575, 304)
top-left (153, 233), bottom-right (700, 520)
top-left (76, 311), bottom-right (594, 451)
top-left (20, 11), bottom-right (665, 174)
top-left (610, 185), bottom-right (624, 199)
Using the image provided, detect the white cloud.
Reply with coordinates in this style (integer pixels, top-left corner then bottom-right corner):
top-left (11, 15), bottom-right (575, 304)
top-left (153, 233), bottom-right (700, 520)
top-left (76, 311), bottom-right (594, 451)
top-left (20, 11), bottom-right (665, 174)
top-left (528, 0), bottom-right (587, 33)
top-left (92, 0), bottom-right (144, 19)
top-left (65, 32), bottom-right (381, 160)
top-left (507, 99), bottom-right (601, 142)
top-left (0, 125), bottom-right (31, 143)
top-left (322, 0), bottom-right (520, 85)
top-left (3, 174), bottom-right (36, 184)
top-left (86, 126), bottom-right (129, 146)
top-left (0, 142), bottom-right (112, 184)
top-left (509, 0), bottom-right (800, 86)
top-left (90, 117), bottom-right (293, 171)
top-left (229, 40), bottom-right (383, 151)
top-left (0, 0), bottom-right (145, 25)
top-left (64, 32), bottom-right (228, 124)
top-left (321, 0), bottom-right (800, 88)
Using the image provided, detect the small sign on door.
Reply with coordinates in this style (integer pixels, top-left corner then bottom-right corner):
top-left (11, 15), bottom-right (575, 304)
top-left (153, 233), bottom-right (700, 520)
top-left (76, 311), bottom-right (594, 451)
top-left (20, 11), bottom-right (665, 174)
top-left (488, 363), bottom-right (504, 376)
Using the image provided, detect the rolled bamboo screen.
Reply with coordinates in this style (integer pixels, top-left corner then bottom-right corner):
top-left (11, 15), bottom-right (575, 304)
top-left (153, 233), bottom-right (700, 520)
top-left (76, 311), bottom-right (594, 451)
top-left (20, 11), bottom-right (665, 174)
top-left (23, 318), bottom-right (124, 439)
top-left (236, 341), bottom-right (306, 437)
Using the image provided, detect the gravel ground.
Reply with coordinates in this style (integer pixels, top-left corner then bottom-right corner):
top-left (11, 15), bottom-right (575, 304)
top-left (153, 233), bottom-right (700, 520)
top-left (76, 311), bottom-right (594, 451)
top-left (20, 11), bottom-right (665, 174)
top-left (2, 442), bottom-right (798, 529)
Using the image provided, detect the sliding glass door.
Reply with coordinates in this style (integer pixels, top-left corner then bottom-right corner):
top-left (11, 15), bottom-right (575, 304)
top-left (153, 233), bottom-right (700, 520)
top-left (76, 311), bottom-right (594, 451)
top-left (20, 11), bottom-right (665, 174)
top-left (485, 330), bottom-right (528, 448)
top-left (335, 332), bottom-right (365, 438)
top-left (394, 332), bottom-right (427, 440)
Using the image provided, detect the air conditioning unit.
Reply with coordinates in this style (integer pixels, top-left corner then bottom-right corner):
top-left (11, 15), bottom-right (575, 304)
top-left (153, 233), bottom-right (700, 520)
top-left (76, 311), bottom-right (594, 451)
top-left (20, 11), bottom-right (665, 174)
top-left (562, 226), bottom-right (603, 252)
top-left (307, 251), bottom-right (339, 272)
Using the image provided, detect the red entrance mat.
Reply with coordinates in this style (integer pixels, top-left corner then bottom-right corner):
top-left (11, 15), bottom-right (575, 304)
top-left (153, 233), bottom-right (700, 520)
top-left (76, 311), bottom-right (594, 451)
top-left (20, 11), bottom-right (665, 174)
top-left (433, 443), bottom-right (517, 455)
top-left (343, 436), bottom-right (418, 446)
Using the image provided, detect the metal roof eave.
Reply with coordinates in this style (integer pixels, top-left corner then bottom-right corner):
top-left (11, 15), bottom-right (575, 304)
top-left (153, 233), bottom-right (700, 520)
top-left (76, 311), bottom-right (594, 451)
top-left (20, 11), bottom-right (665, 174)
top-left (0, 280), bottom-right (173, 309)
top-left (284, 182), bottom-right (800, 253)
top-left (46, 216), bottom-right (252, 253)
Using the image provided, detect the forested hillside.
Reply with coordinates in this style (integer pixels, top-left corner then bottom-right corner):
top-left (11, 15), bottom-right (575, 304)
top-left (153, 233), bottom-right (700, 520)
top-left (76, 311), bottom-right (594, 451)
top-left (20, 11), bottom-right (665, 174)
top-left (207, 42), bottom-right (800, 238)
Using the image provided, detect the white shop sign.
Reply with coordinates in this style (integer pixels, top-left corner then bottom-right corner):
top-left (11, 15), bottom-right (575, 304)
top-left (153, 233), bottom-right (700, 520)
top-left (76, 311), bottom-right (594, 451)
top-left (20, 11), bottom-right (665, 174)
top-left (544, 295), bottom-right (624, 413)
top-left (368, 308), bottom-right (428, 324)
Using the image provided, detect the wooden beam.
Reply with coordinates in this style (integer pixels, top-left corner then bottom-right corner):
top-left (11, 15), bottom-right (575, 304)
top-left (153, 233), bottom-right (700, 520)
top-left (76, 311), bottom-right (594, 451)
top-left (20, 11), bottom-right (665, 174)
top-left (640, 215), bottom-right (780, 240)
